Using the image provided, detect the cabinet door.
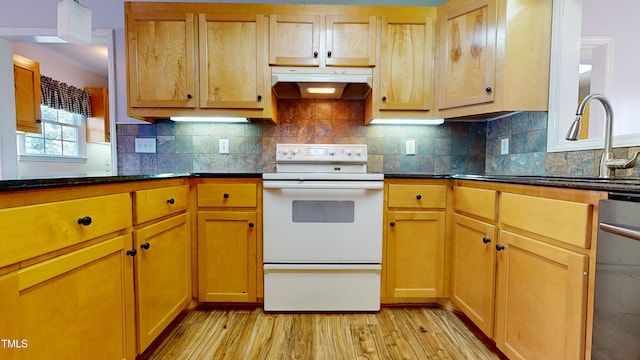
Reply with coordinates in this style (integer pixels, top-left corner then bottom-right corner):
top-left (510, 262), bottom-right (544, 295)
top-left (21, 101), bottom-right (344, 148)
top-left (495, 230), bottom-right (588, 360)
top-left (269, 14), bottom-right (320, 66)
top-left (126, 12), bottom-right (196, 108)
top-left (198, 211), bottom-right (257, 302)
top-left (437, 0), bottom-right (496, 110)
top-left (13, 54), bottom-right (41, 134)
top-left (451, 213), bottom-right (497, 337)
top-left (199, 14), bottom-right (265, 109)
top-left (379, 16), bottom-right (434, 111)
top-left (133, 214), bottom-right (190, 353)
top-left (85, 87), bottom-right (109, 143)
top-left (325, 15), bottom-right (376, 67)
top-left (386, 211), bottom-right (445, 298)
top-left (0, 235), bottom-right (135, 360)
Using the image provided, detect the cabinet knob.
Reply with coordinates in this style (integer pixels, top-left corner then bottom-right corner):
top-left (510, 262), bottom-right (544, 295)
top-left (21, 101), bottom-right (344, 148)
top-left (77, 216), bottom-right (92, 226)
top-left (186, 94), bottom-right (193, 99)
top-left (495, 244), bottom-right (505, 251)
top-left (390, 221), bottom-right (395, 227)
top-left (249, 222), bottom-right (254, 228)
top-left (223, 193), bottom-right (229, 199)
top-left (485, 87), bottom-right (492, 93)
top-left (313, 51), bottom-right (319, 58)
top-left (167, 198), bottom-right (175, 205)
top-left (416, 194), bottom-right (422, 200)
top-left (257, 95), bottom-right (262, 101)
top-left (140, 242), bottom-right (150, 250)
top-left (482, 237), bottom-right (491, 244)
top-left (126, 249), bottom-right (137, 257)
top-left (36, 119), bottom-right (42, 124)
top-left (382, 96), bottom-right (387, 102)
top-left (327, 50), bottom-right (332, 57)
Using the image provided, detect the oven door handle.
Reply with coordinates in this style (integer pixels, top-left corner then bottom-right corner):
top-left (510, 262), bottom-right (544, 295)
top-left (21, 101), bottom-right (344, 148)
top-left (599, 222), bottom-right (640, 242)
top-left (263, 181), bottom-right (383, 190)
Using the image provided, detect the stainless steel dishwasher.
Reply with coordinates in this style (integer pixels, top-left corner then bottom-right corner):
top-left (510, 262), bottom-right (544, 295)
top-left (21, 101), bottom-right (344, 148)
top-left (593, 193), bottom-right (640, 359)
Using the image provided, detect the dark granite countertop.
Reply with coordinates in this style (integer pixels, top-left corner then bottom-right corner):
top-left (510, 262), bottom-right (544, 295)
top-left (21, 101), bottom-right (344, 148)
top-left (0, 172), bottom-right (261, 192)
top-left (2, 172), bottom-right (640, 194)
top-left (385, 173), bottom-right (640, 194)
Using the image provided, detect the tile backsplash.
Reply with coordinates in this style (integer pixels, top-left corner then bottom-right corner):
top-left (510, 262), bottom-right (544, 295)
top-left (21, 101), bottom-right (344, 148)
top-left (117, 100), bottom-right (486, 175)
top-left (117, 101), bottom-right (639, 177)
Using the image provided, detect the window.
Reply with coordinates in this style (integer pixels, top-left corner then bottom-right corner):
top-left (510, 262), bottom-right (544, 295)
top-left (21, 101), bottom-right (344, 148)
top-left (22, 105), bottom-right (86, 157)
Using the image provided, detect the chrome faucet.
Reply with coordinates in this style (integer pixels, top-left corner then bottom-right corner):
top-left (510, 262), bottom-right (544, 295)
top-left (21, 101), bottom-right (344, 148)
top-left (565, 93), bottom-right (639, 178)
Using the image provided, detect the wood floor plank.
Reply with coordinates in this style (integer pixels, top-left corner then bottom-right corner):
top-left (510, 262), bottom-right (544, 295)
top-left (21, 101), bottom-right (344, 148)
top-left (143, 307), bottom-right (502, 360)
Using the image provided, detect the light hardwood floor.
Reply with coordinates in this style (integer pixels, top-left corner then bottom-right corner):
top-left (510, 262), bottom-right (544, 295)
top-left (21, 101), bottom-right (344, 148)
top-left (142, 306), bottom-right (503, 359)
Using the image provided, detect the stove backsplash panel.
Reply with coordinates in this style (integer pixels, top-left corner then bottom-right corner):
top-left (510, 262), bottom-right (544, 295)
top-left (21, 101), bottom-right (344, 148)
top-left (117, 100), bottom-right (487, 175)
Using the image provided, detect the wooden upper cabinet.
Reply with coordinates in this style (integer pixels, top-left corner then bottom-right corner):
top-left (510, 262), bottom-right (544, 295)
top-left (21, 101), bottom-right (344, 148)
top-left (269, 14), bottom-right (376, 67)
top-left (13, 54), bottom-right (42, 134)
top-left (126, 12), bottom-right (196, 109)
top-left (199, 14), bottom-right (265, 109)
top-left (269, 14), bottom-right (320, 66)
top-left (85, 87), bottom-right (110, 143)
top-left (378, 16), bottom-right (434, 111)
top-left (437, 0), bottom-right (496, 110)
top-left (325, 15), bottom-right (376, 67)
top-left (436, 0), bottom-right (553, 118)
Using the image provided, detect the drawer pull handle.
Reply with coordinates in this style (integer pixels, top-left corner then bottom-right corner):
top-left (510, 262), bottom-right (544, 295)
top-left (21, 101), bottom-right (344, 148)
top-left (223, 193), bottom-right (230, 199)
top-left (77, 216), bottom-right (92, 226)
top-left (390, 221), bottom-right (395, 227)
top-left (416, 194), bottom-right (422, 200)
top-left (126, 249), bottom-right (137, 257)
top-left (482, 237), bottom-right (491, 244)
top-left (167, 198), bottom-right (175, 205)
top-left (495, 244), bottom-right (505, 251)
top-left (140, 242), bottom-right (150, 250)
top-left (249, 222), bottom-right (255, 228)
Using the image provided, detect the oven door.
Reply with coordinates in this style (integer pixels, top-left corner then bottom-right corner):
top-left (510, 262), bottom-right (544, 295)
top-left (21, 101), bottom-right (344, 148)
top-left (263, 180), bottom-right (383, 263)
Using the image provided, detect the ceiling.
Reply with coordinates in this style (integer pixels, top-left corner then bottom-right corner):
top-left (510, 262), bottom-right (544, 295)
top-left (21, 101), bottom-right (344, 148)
top-left (17, 41), bottom-right (108, 77)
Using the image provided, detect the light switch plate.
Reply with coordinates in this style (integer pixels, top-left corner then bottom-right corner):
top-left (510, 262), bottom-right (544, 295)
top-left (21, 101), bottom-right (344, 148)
top-left (219, 138), bottom-right (229, 154)
top-left (134, 138), bottom-right (156, 153)
top-left (500, 137), bottom-right (509, 155)
top-left (405, 140), bottom-right (416, 156)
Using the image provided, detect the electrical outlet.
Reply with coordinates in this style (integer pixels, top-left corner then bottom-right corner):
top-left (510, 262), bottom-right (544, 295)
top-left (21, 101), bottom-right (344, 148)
top-left (219, 138), bottom-right (229, 154)
top-left (134, 138), bottom-right (156, 153)
top-left (500, 138), bottom-right (509, 155)
top-left (405, 140), bottom-right (416, 156)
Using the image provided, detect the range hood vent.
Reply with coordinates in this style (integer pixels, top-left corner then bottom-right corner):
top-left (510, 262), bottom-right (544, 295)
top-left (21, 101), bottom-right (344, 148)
top-left (271, 67), bottom-right (373, 100)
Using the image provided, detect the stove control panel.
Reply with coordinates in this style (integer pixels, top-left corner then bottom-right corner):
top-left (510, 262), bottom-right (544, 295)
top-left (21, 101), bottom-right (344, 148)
top-left (276, 143), bottom-right (367, 163)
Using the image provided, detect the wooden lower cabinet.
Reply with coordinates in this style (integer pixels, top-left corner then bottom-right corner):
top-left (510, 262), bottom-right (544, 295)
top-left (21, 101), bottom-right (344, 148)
top-left (451, 213), bottom-right (497, 337)
top-left (385, 211), bottom-right (445, 300)
top-left (198, 211), bottom-right (257, 302)
top-left (494, 230), bottom-right (589, 360)
top-left (0, 234), bottom-right (135, 359)
top-left (133, 213), bottom-right (191, 353)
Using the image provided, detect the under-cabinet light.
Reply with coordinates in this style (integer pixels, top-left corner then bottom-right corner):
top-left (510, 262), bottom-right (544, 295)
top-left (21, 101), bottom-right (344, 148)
top-left (305, 87), bottom-right (337, 94)
top-left (369, 118), bottom-right (444, 125)
top-left (170, 116), bottom-right (249, 123)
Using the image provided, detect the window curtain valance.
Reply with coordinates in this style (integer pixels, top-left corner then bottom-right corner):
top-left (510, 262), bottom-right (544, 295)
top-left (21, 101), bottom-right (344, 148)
top-left (40, 75), bottom-right (92, 117)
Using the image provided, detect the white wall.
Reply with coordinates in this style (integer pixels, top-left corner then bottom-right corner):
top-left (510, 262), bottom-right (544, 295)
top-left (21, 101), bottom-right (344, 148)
top-left (0, 38), bottom-right (18, 179)
top-left (582, 0), bottom-right (640, 137)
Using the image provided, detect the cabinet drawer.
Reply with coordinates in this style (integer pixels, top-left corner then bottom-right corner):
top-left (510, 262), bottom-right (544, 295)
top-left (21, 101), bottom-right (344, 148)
top-left (500, 193), bottom-right (592, 248)
top-left (387, 184), bottom-right (446, 209)
top-left (133, 185), bottom-right (189, 224)
top-left (453, 186), bottom-right (497, 221)
top-left (197, 183), bottom-right (257, 208)
top-left (0, 193), bottom-right (132, 268)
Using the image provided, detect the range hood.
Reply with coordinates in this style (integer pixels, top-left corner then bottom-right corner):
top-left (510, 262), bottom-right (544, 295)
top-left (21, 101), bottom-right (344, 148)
top-left (271, 67), bottom-right (373, 100)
